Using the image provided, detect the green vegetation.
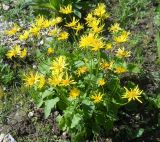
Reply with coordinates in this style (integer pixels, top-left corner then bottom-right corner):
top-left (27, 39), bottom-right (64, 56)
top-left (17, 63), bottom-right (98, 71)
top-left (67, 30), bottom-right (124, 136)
top-left (0, 0), bottom-right (160, 141)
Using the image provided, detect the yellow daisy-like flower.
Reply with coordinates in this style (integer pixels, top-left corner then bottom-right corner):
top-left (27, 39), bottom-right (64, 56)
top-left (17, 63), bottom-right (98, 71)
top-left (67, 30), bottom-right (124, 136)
top-left (60, 73), bottom-right (76, 86)
top-left (42, 19), bottom-right (52, 29)
top-left (35, 15), bottom-right (44, 28)
top-left (48, 27), bottom-right (60, 36)
top-left (19, 31), bottom-right (30, 41)
top-left (79, 33), bottom-right (104, 51)
top-left (114, 31), bottom-right (130, 43)
top-left (76, 66), bottom-right (88, 77)
top-left (105, 43), bottom-right (112, 50)
top-left (59, 4), bottom-right (73, 14)
top-left (97, 79), bottom-right (106, 86)
top-left (5, 24), bottom-right (20, 36)
top-left (23, 72), bottom-right (40, 87)
top-left (58, 31), bottom-right (69, 40)
top-left (116, 47), bottom-right (131, 58)
top-left (109, 23), bottom-right (121, 33)
top-left (48, 73), bottom-right (63, 87)
top-left (6, 45), bottom-right (21, 59)
top-left (69, 88), bottom-right (80, 99)
top-left (91, 92), bottom-right (104, 103)
top-left (50, 17), bottom-right (62, 26)
top-left (30, 25), bottom-right (40, 37)
top-left (72, 22), bottom-right (84, 35)
top-left (122, 86), bottom-right (143, 103)
top-left (114, 66), bottom-right (127, 74)
top-left (37, 75), bottom-right (45, 89)
top-left (19, 48), bottom-right (27, 58)
top-left (93, 3), bottom-right (109, 19)
top-left (50, 56), bottom-right (68, 74)
top-left (100, 60), bottom-right (114, 70)
top-left (47, 47), bottom-right (54, 55)
top-left (85, 13), bottom-right (96, 25)
top-left (65, 17), bottom-right (79, 28)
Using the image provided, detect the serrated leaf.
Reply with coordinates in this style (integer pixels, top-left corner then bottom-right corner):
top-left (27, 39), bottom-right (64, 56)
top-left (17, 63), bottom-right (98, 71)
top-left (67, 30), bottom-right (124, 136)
top-left (44, 97), bottom-right (59, 118)
top-left (71, 113), bottom-right (81, 129)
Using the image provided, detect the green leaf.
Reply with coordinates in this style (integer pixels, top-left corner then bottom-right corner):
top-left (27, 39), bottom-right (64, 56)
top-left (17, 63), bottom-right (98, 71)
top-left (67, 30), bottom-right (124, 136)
top-left (42, 88), bottom-right (54, 99)
top-left (127, 63), bottom-right (141, 73)
top-left (71, 113), bottom-right (81, 129)
top-left (44, 97), bottom-right (59, 118)
top-left (135, 128), bottom-right (144, 138)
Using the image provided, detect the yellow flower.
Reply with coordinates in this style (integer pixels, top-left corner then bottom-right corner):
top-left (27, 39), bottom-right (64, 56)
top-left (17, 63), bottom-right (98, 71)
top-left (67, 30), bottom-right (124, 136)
top-left (97, 79), bottom-right (105, 86)
top-left (109, 23), bottom-right (121, 33)
top-left (6, 50), bottom-right (17, 59)
top-left (50, 56), bottom-right (68, 74)
top-left (91, 92), bottom-right (104, 103)
top-left (47, 48), bottom-right (54, 55)
top-left (72, 23), bottom-right (84, 35)
top-left (114, 66), bottom-right (127, 74)
top-left (85, 13), bottom-right (96, 24)
top-left (58, 31), bottom-right (69, 40)
top-left (48, 73), bottom-right (63, 87)
top-left (79, 33), bottom-right (104, 51)
top-left (5, 24), bottom-right (20, 36)
top-left (116, 47), bottom-right (131, 58)
top-left (24, 72), bottom-right (40, 87)
top-left (35, 15), bottom-right (44, 28)
top-left (50, 17), bottom-right (62, 26)
top-left (19, 31), bottom-right (30, 41)
top-left (105, 43), bottom-right (112, 50)
top-left (19, 48), bottom-right (27, 58)
top-left (100, 60), bottom-right (114, 70)
top-left (59, 4), bottom-right (73, 14)
top-left (6, 45), bottom-right (21, 59)
top-left (38, 75), bottom-right (45, 89)
top-left (114, 31), bottom-right (130, 43)
top-left (93, 3), bottom-right (109, 19)
top-left (69, 88), bottom-right (80, 99)
top-left (42, 19), bottom-right (51, 28)
top-left (65, 17), bottom-right (79, 28)
top-left (60, 73), bottom-right (76, 86)
top-left (48, 27), bottom-right (60, 36)
top-left (30, 25), bottom-right (40, 36)
top-left (76, 66), bottom-right (88, 77)
top-left (122, 86), bottom-right (143, 103)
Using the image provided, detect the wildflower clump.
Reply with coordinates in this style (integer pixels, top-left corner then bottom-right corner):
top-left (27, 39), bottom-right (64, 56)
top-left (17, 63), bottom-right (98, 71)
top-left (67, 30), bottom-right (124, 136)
top-left (4, 2), bottom-right (143, 140)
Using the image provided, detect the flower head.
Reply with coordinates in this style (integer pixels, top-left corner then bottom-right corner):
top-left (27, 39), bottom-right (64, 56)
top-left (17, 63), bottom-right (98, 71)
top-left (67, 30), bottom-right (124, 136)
top-left (5, 24), bottom-right (20, 36)
top-left (47, 48), bottom-right (54, 55)
top-left (19, 31), bottom-right (30, 41)
top-left (19, 48), bottom-right (27, 58)
top-left (65, 17), bottom-right (79, 28)
top-left (24, 72), bottom-right (40, 87)
top-left (58, 31), bottom-right (69, 40)
top-left (59, 4), bottom-right (73, 14)
top-left (91, 92), bottom-right (104, 103)
top-left (114, 31), bottom-right (130, 43)
top-left (50, 56), bottom-right (68, 74)
top-left (76, 66), bottom-right (88, 77)
top-left (97, 79), bottom-right (105, 86)
top-left (93, 3), bottom-right (109, 19)
top-left (114, 66), bottom-right (127, 74)
top-left (116, 47), bottom-right (131, 58)
top-left (109, 23), bottom-right (121, 33)
top-left (122, 86), bottom-right (143, 103)
top-left (69, 88), bottom-right (80, 99)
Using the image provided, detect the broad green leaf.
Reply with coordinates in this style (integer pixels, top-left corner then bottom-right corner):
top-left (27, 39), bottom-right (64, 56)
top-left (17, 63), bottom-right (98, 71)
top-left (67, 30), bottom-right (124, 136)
top-left (127, 63), bottom-right (141, 73)
top-left (44, 97), bottom-right (59, 118)
top-left (71, 113), bottom-right (81, 129)
top-left (42, 88), bottom-right (54, 99)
